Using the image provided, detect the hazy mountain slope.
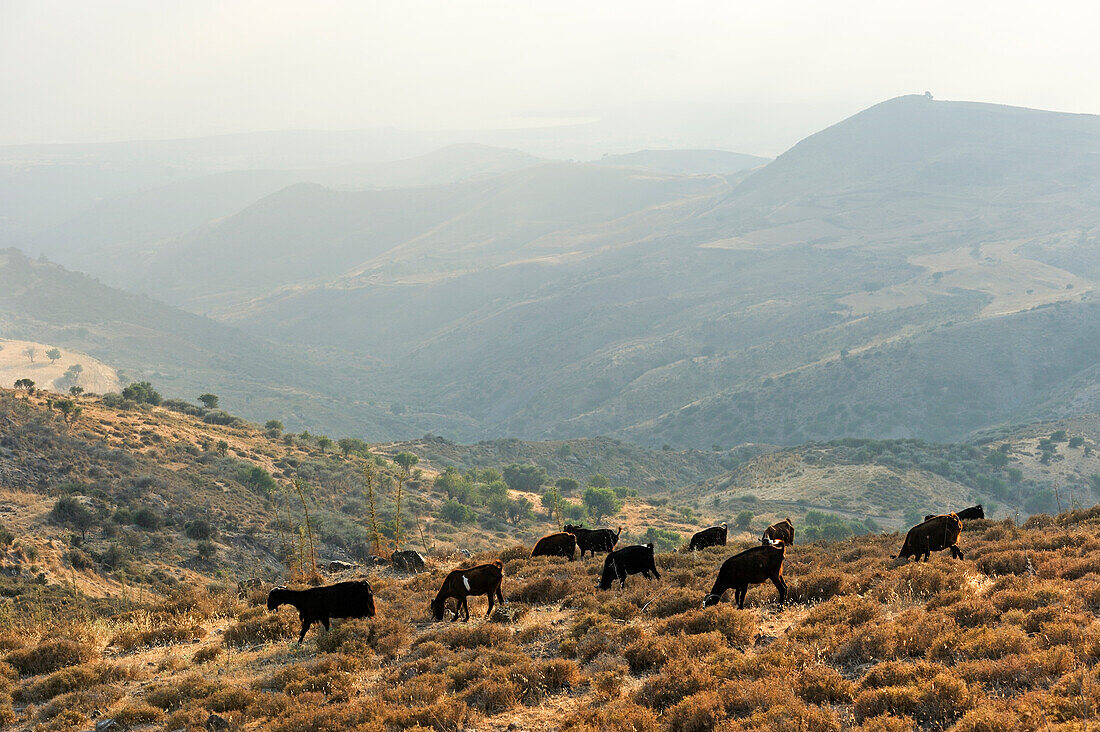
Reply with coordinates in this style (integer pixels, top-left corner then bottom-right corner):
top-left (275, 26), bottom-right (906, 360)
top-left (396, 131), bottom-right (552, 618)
top-left (30, 144), bottom-right (544, 294)
top-left (631, 297), bottom-right (1100, 447)
top-left (0, 249), bottom-right (465, 440)
top-left (210, 97), bottom-right (1100, 446)
top-left (140, 162), bottom-right (722, 309)
top-left (595, 148), bottom-right (771, 176)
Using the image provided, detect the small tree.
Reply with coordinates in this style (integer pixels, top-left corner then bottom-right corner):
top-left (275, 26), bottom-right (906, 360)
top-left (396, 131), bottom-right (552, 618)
top-left (735, 510), bottom-right (754, 530)
top-left (198, 393), bottom-right (219, 409)
top-left (69, 386), bottom-right (84, 396)
top-left (395, 452), bottom-right (420, 473)
top-left (122, 381), bottom-right (161, 405)
top-left (502, 463), bottom-right (549, 493)
top-left (582, 486), bottom-right (622, 523)
top-left (265, 419), bottom-right (284, 437)
top-left (555, 477), bottom-right (580, 494)
top-left (316, 436), bottom-right (334, 454)
top-left (22, 345), bottom-right (36, 363)
top-left (216, 440), bottom-right (229, 457)
top-left (50, 496), bottom-right (96, 541)
top-left (587, 474), bottom-right (611, 489)
top-left (196, 541), bottom-right (217, 561)
top-left (338, 437), bottom-right (369, 457)
top-left (45, 348), bottom-right (61, 364)
top-left (14, 378), bottom-right (35, 394)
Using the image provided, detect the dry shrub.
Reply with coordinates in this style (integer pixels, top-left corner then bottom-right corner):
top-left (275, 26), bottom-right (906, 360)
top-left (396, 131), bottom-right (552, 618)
top-left (954, 648), bottom-right (1074, 692)
top-left (951, 700), bottom-right (1023, 732)
top-left (269, 699), bottom-right (383, 732)
top-left (261, 655), bottom-right (360, 700)
top-left (5, 638), bottom-right (95, 676)
top-left (498, 543), bottom-right (530, 561)
top-left (656, 605), bottom-right (756, 646)
top-left (794, 664), bottom-right (854, 704)
top-left (427, 621), bottom-right (509, 650)
top-left (975, 550), bottom-right (1030, 575)
top-left (946, 598), bottom-right (999, 628)
top-left (144, 673), bottom-right (217, 710)
top-left (664, 689), bottom-right (726, 732)
top-left (624, 634), bottom-right (671, 674)
top-left (574, 624), bottom-right (631, 661)
top-left (462, 674), bottom-right (521, 713)
top-left (719, 678), bottom-right (797, 718)
top-left (223, 607), bottom-right (298, 647)
top-left (888, 562), bottom-right (965, 601)
top-left (510, 576), bottom-right (571, 604)
top-left (110, 701), bottom-right (164, 727)
top-left (598, 596), bottom-right (640, 621)
top-left (854, 672), bottom-right (973, 726)
top-left (562, 698), bottom-right (658, 731)
top-left (855, 715), bottom-right (917, 731)
top-left (789, 570), bottom-right (848, 603)
top-left (800, 595), bottom-right (880, 628)
top-left (635, 666), bottom-right (716, 711)
top-left (489, 604), bottom-right (529, 624)
top-left (37, 685), bottom-right (124, 723)
top-left (953, 625), bottom-right (1030, 659)
top-left (538, 658), bottom-right (580, 690)
top-left (317, 617), bottom-right (408, 658)
top-left (111, 620), bottom-right (205, 650)
top-left (383, 697), bottom-right (467, 731)
top-left (15, 662), bottom-right (135, 703)
top-left (205, 687), bottom-right (261, 713)
top-left (192, 645), bottom-right (222, 665)
top-left (644, 586), bottom-right (699, 618)
top-left (382, 673), bottom-right (448, 705)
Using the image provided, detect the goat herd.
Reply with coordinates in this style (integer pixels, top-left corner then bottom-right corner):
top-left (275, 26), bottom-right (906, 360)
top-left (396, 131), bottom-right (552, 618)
top-left (266, 507), bottom-right (983, 644)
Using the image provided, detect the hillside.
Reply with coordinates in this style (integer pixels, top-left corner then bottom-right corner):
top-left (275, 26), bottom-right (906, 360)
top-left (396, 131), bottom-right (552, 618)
top-left (6, 97), bottom-right (1100, 449)
top-left (3, 387), bottom-right (1100, 729)
top-left (0, 249), bottom-right (439, 440)
top-left (216, 96), bottom-right (1100, 446)
top-left (0, 339), bottom-right (119, 395)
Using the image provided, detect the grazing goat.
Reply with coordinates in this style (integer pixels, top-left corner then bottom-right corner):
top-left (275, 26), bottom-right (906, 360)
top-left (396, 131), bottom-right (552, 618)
top-left (703, 540), bottom-right (787, 609)
top-left (762, 518), bottom-right (795, 545)
top-left (563, 524), bottom-right (622, 557)
top-left (597, 544), bottom-right (661, 590)
top-left (689, 523), bottom-right (728, 551)
top-left (895, 513), bottom-right (963, 561)
top-left (531, 532), bottom-right (577, 560)
top-left (267, 580), bottom-right (376, 643)
top-left (431, 560), bottom-right (504, 622)
top-left (925, 504), bottom-right (984, 522)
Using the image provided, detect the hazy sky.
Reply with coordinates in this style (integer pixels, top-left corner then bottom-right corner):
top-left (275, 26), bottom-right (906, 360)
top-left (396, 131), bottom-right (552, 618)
top-left (2, 0), bottom-right (1098, 151)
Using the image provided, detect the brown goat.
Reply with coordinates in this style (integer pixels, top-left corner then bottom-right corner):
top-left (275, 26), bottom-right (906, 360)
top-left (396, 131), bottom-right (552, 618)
top-left (894, 513), bottom-right (963, 561)
top-left (431, 560), bottom-right (504, 621)
top-left (703, 539), bottom-right (787, 609)
top-left (762, 518), bottom-right (795, 545)
top-left (531, 532), bottom-right (577, 561)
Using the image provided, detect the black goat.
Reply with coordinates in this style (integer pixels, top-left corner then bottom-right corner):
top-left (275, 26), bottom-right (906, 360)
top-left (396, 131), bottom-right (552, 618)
top-left (702, 539), bottom-right (786, 609)
top-left (689, 523), bottom-right (728, 551)
top-left (564, 524), bottom-right (622, 557)
top-left (597, 544), bottom-right (661, 589)
top-left (267, 580), bottom-right (376, 643)
top-left (925, 504), bottom-right (984, 522)
top-left (531, 532), bottom-right (577, 560)
top-left (431, 560), bottom-right (504, 621)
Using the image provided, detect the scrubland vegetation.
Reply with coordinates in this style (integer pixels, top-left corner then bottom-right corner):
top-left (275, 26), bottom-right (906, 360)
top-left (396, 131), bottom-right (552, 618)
top-left (5, 510), bottom-right (1100, 730)
top-left (4, 385), bottom-right (1100, 729)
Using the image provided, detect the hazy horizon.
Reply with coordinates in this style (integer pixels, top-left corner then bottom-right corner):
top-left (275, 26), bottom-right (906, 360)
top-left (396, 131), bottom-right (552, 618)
top-left (3, 0), bottom-right (1099, 156)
